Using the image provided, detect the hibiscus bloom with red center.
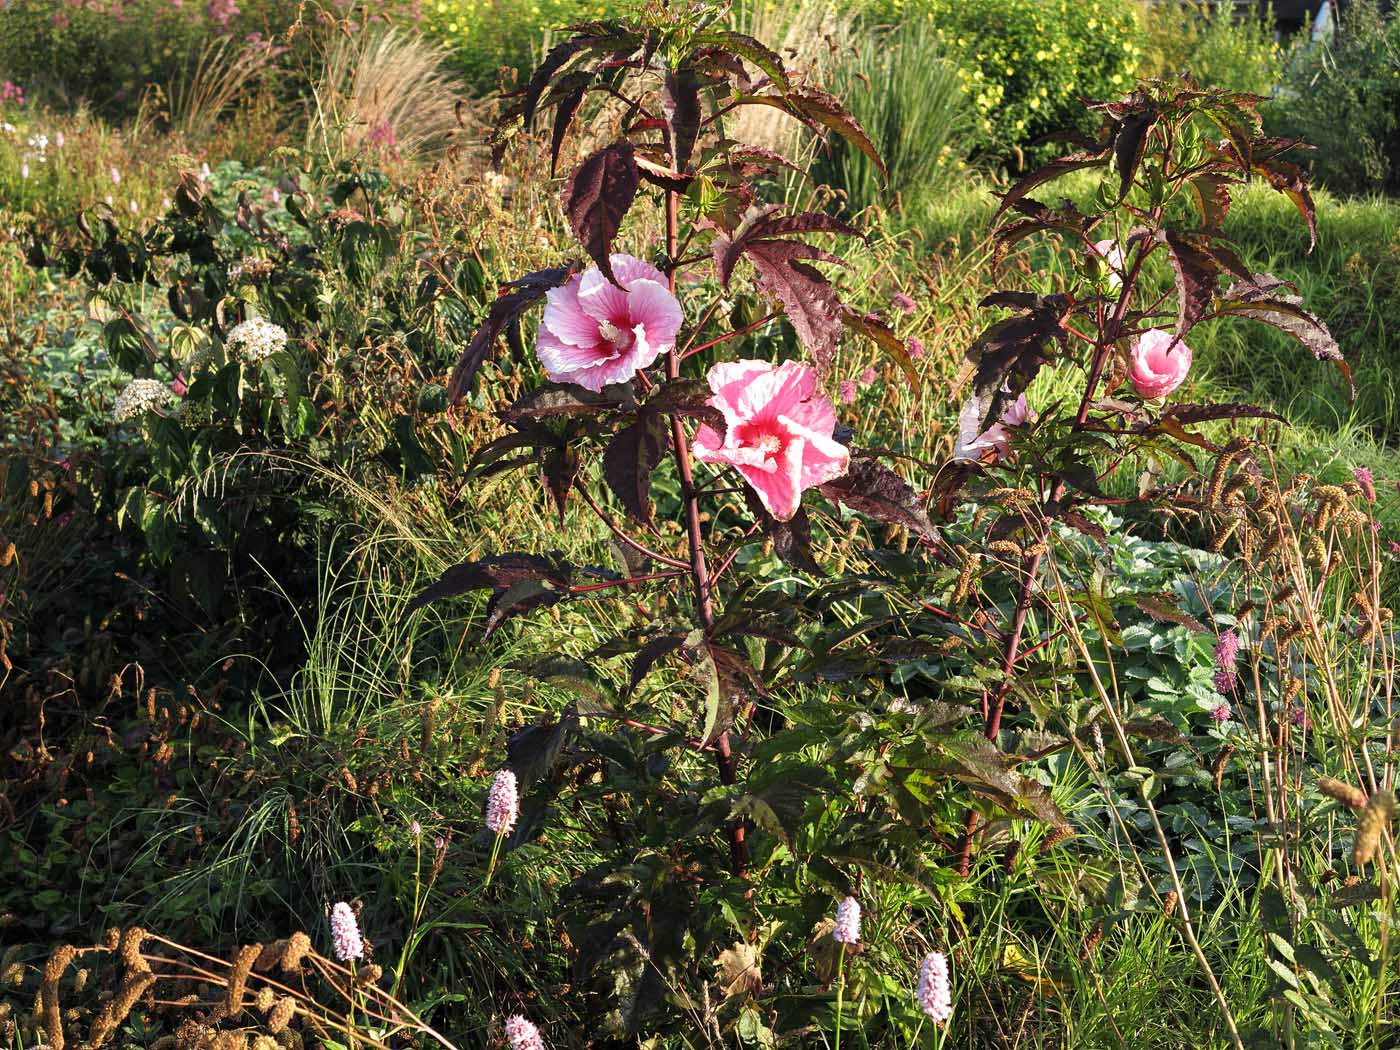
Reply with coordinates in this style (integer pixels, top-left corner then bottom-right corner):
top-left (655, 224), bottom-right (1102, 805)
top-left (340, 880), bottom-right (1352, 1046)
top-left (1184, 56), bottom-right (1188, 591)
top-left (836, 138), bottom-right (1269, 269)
top-left (693, 360), bottom-right (850, 521)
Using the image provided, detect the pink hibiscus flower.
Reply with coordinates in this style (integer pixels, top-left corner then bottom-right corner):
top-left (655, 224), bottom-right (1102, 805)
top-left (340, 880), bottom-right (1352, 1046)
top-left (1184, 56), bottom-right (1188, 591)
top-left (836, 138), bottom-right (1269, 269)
top-left (953, 392), bottom-right (1030, 463)
top-left (1129, 329), bottom-right (1191, 399)
top-left (537, 254), bottom-right (682, 392)
top-left (692, 360), bottom-right (850, 521)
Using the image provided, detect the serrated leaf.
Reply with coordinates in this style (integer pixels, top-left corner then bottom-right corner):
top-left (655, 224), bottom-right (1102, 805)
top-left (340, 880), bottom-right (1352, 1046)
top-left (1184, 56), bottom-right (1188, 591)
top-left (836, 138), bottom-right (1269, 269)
top-left (819, 453), bottom-right (935, 540)
top-left (602, 413), bottom-right (668, 524)
top-left (561, 142), bottom-right (639, 284)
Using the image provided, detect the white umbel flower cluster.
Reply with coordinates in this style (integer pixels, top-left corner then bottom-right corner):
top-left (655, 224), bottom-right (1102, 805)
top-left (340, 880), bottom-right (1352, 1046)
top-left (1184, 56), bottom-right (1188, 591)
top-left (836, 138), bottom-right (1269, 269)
top-left (227, 318), bottom-right (287, 363)
top-left (111, 378), bottom-right (171, 423)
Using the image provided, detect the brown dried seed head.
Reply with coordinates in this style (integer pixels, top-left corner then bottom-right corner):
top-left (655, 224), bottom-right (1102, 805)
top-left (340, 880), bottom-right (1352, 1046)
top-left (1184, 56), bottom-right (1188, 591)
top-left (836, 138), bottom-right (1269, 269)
top-left (1163, 890), bottom-right (1179, 916)
top-left (212, 1031), bottom-right (246, 1050)
top-left (1078, 923), bottom-right (1103, 961)
top-left (339, 767), bottom-right (358, 793)
top-left (255, 986), bottom-right (275, 1013)
top-left (252, 1038), bottom-right (279, 1050)
top-left (278, 933), bottom-right (311, 974)
top-left (266, 997), bottom-right (296, 1035)
top-left (951, 553), bottom-right (981, 605)
top-left (88, 971), bottom-right (156, 1048)
top-left (1354, 789), bottom-right (1396, 866)
top-left (224, 944), bottom-right (261, 1017)
top-left (254, 941), bottom-right (286, 973)
top-left (41, 944), bottom-right (77, 1050)
top-left (1318, 777), bottom-right (1369, 811)
top-left (1, 963), bottom-right (23, 987)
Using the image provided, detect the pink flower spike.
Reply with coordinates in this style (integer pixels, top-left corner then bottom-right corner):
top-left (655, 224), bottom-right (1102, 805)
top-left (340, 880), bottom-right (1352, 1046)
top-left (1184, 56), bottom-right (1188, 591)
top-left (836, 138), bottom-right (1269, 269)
top-left (1129, 330), bottom-right (1191, 399)
top-left (1214, 630), bottom-right (1239, 671)
top-left (907, 336), bottom-right (924, 360)
top-left (839, 380), bottom-right (856, 405)
top-left (485, 768), bottom-right (519, 836)
top-left (504, 1015), bottom-right (544, 1050)
top-left (536, 254), bottom-right (681, 392)
top-left (1354, 467), bottom-right (1376, 502)
top-left (860, 366), bottom-right (878, 386)
top-left (1211, 702), bottom-right (1231, 724)
top-left (916, 950), bottom-right (952, 1023)
top-left (833, 896), bottom-right (861, 945)
top-left (692, 359), bottom-right (850, 521)
top-left (410, 819), bottom-right (421, 838)
top-left (1214, 668), bottom-right (1237, 695)
top-left (891, 292), bottom-right (917, 315)
top-left (329, 902), bottom-right (364, 961)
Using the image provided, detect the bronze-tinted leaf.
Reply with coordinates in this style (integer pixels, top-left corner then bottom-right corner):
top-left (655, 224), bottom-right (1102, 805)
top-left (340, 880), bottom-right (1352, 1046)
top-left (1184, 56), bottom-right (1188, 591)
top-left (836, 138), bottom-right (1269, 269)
top-left (561, 141), bottom-right (639, 284)
top-left (819, 453), bottom-right (935, 541)
top-left (1160, 230), bottom-right (1220, 336)
top-left (662, 65), bottom-right (704, 172)
top-left (1217, 273), bottom-right (1351, 393)
top-left (602, 413), bottom-right (668, 524)
top-left (447, 263), bottom-right (581, 401)
top-left (741, 238), bottom-right (846, 369)
top-left (840, 310), bottom-right (921, 395)
top-left (995, 152), bottom-right (1110, 221)
top-left (506, 382), bottom-right (630, 421)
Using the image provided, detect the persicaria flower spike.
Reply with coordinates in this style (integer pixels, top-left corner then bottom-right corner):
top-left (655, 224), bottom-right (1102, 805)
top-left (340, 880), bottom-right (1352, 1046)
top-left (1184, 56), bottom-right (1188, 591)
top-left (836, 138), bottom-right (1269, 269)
top-left (692, 360), bottom-right (850, 521)
top-left (504, 1015), bottom-right (544, 1050)
top-left (832, 896), bottom-right (861, 945)
top-left (1211, 702), bottom-right (1232, 724)
top-left (916, 950), bottom-right (952, 1023)
top-left (485, 768), bottom-right (519, 836)
top-left (1129, 330), bottom-right (1191, 399)
top-left (329, 901), bottom-right (364, 961)
top-left (1213, 629), bottom-right (1240, 695)
top-left (536, 254), bottom-right (681, 392)
top-left (1354, 467), bottom-right (1376, 503)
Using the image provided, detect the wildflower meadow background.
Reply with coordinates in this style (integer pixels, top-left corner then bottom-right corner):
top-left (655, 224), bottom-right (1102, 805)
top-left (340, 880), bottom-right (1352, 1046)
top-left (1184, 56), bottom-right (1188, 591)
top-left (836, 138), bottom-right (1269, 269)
top-left (3, 1), bottom-right (1400, 1048)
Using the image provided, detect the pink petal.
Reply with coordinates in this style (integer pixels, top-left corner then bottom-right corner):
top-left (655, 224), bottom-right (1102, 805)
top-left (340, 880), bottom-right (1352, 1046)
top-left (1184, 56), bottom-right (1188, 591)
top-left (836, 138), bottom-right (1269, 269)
top-left (577, 266), bottom-right (631, 322)
top-left (541, 278), bottom-right (599, 348)
top-left (624, 279), bottom-right (683, 353)
top-left (731, 360), bottom-right (813, 424)
top-left (782, 414), bottom-right (850, 490)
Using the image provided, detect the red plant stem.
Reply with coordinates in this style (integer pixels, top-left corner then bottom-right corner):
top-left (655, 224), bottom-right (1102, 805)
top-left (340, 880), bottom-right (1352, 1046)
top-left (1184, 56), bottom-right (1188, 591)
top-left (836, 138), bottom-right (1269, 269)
top-left (709, 520), bottom-right (765, 585)
top-left (664, 183), bottom-right (748, 874)
top-left (956, 238), bottom-right (1158, 875)
top-left (572, 480), bottom-right (690, 570)
top-left (679, 311), bottom-right (781, 361)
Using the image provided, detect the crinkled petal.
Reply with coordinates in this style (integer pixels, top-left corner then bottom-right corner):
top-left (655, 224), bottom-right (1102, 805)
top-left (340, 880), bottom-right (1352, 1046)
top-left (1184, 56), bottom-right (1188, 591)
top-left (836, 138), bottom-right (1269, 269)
top-left (625, 279), bottom-right (682, 355)
top-left (739, 437), bottom-right (804, 520)
top-left (541, 278), bottom-right (599, 348)
top-left (780, 414), bottom-right (850, 489)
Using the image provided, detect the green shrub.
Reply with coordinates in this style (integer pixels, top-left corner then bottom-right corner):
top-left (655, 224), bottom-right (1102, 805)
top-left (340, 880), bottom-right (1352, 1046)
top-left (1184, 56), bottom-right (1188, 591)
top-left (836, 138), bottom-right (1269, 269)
top-left (1268, 0), bottom-right (1400, 196)
top-left (813, 18), bottom-right (976, 216)
top-left (422, 0), bottom-right (625, 90)
top-left (1136, 0), bottom-right (1288, 96)
top-left (860, 0), bottom-right (1143, 161)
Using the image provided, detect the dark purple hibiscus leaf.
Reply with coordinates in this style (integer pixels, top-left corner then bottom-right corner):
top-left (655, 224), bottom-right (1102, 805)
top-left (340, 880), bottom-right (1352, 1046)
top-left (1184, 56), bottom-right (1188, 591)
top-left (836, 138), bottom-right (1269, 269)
top-left (743, 488), bottom-right (822, 575)
top-left (1217, 273), bottom-right (1351, 394)
top-left (744, 239), bottom-right (847, 370)
top-left (662, 64), bottom-right (704, 172)
top-left (404, 551), bottom-right (575, 619)
top-left (748, 84), bottom-right (886, 180)
top-left (645, 377), bottom-right (726, 434)
top-left (506, 382), bottom-right (633, 421)
top-left (447, 262), bottom-right (582, 402)
top-left (964, 293), bottom-right (1069, 433)
top-left (1111, 105), bottom-right (1158, 203)
top-left (994, 150), bottom-right (1111, 221)
top-left (1187, 172), bottom-right (1236, 230)
top-left (1160, 230), bottom-right (1220, 336)
top-left (692, 29), bottom-right (790, 91)
top-left (819, 453), bottom-right (936, 541)
top-left (602, 412), bottom-right (669, 524)
top-left (561, 141), bottom-right (640, 284)
top-left (1161, 402), bottom-right (1287, 426)
top-left (840, 310), bottom-right (921, 394)
top-left (993, 197), bottom-right (1090, 262)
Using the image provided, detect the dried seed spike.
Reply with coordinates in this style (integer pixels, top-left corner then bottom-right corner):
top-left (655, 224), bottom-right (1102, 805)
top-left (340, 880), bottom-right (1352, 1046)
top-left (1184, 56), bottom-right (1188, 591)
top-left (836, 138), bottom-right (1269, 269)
top-left (1213, 745), bottom-right (1235, 791)
top-left (1211, 517), bottom-right (1240, 553)
top-left (119, 928), bottom-right (150, 974)
top-left (1078, 923), bottom-right (1103, 961)
top-left (41, 945), bottom-right (77, 1050)
top-left (223, 944), bottom-right (260, 1018)
top-left (1221, 474), bottom-right (1251, 506)
top-left (88, 972), bottom-right (156, 1048)
top-left (254, 941), bottom-right (286, 973)
top-left (1354, 789), bottom-right (1396, 866)
top-left (1038, 825), bottom-right (1074, 855)
top-left (266, 997), bottom-right (296, 1035)
top-left (1270, 585), bottom-right (1296, 605)
top-left (212, 1031), bottom-right (246, 1050)
top-left (1318, 777), bottom-right (1369, 811)
top-left (278, 933), bottom-right (311, 974)
top-left (951, 553), bottom-right (981, 605)
top-left (420, 699), bottom-right (438, 758)
top-left (988, 539), bottom-right (1022, 557)
top-left (1163, 890), bottom-right (1179, 916)
top-left (1259, 529), bottom-right (1284, 562)
top-left (253, 1038), bottom-right (280, 1050)
top-left (255, 986), bottom-right (275, 1013)
top-left (339, 767), bottom-right (357, 794)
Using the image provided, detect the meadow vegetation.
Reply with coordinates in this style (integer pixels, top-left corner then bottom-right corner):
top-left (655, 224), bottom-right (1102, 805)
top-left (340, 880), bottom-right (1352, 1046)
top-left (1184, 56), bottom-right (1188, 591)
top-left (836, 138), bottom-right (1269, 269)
top-left (2, 2), bottom-right (1400, 1049)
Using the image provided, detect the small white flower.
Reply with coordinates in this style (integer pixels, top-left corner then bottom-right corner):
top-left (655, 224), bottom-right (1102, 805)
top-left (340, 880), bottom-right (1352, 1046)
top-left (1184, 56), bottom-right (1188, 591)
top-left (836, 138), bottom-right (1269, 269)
top-left (129, 199), bottom-right (138, 214)
top-left (110, 166), bottom-right (121, 185)
top-left (226, 318), bottom-right (288, 363)
top-left (111, 378), bottom-right (172, 423)
top-left (20, 162), bottom-right (28, 179)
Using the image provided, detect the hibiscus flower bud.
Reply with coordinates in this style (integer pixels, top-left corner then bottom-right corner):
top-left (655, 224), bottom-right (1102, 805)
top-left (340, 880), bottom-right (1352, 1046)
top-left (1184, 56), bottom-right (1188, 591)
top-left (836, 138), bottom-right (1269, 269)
top-left (1129, 330), bottom-right (1191, 399)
